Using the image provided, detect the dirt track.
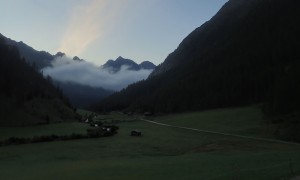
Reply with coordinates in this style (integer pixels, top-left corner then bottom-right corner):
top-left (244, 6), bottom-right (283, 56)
top-left (141, 119), bottom-right (300, 146)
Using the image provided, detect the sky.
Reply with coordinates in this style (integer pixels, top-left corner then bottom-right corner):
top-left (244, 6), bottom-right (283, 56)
top-left (0, 0), bottom-right (227, 65)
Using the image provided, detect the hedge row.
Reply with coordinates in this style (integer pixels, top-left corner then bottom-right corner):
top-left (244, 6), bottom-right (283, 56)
top-left (0, 125), bottom-right (119, 147)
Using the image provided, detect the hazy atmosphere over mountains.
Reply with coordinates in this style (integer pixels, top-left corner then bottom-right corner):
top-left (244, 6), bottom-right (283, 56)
top-left (92, 0), bottom-right (300, 142)
top-left (1, 33), bottom-right (156, 91)
top-left (42, 55), bottom-right (155, 91)
top-left (0, 0), bottom-right (227, 65)
top-left (97, 0), bottom-right (300, 119)
top-left (0, 33), bottom-right (156, 108)
top-left (0, 0), bottom-right (227, 109)
top-left (2, 1), bottom-right (300, 179)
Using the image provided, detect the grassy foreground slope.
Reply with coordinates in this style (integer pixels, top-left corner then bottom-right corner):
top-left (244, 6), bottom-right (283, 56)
top-left (0, 106), bottom-right (300, 180)
top-left (154, 105), bottom-right (275, 138)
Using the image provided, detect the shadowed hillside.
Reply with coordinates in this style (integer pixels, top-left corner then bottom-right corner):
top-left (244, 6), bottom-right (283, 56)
top-left (96, 0), bottom-right (300, 113)
top-left (0, 37), bottom-right (79, 126)
top-left (55, 81), bottom-right (114, 109)
top-left (95, 0), bottom-right (300, 141)
top-left (0, 33), bottom-right (53, 69)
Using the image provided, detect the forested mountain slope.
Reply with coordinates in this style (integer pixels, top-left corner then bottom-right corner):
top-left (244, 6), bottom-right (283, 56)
top-left (96, 0), bottom-right (300, 114)
top-left (0, 37), bottom-right (78, 126)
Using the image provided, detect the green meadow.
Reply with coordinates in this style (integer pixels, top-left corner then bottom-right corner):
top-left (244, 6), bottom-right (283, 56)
top-left (0, 106), bottom-right (300, 180)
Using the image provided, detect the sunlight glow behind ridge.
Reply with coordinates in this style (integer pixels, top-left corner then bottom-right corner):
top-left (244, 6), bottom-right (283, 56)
top-left (58, 0), bottom-right (128, 56)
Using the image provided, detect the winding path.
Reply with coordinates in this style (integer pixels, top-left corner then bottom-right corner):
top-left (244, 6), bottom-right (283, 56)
top-left (141, 119), bottom-right (300, 146)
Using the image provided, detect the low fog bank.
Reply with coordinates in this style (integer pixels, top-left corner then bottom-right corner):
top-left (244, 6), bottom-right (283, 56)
top-left (42, 56), bottom-right (153, 91)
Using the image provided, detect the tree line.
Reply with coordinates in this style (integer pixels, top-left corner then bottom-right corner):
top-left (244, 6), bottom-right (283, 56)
top-left (0, 36), bottom-right (77, 126)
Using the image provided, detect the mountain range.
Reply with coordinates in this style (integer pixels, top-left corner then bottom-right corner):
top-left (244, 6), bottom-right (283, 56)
top-left (102, 56), bottom-right (156, 73)
top-left (0, 33), bottom-right (156, 74)
top-left (95, 0), bottom-right (300, 141)
top-left (0, 0), bottom-right (299, 140)
top-left (0, 33), bottom-right (156, 109)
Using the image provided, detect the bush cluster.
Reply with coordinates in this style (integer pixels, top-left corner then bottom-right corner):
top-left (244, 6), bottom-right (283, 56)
top-left (0, 125), bottom-right (119, 147)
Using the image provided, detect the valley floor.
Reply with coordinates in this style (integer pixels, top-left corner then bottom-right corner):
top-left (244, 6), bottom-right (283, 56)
top-left (0, 106), bottom-right (300, 180)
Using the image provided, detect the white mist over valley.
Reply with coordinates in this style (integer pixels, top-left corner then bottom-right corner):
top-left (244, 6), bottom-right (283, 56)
top-left (42, 56), bottom-right (153, 91)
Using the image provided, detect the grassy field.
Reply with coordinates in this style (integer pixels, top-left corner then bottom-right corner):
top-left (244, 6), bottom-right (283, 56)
top-left (0, 123), bottom-right (88, 141)
top-left (0, 106), bottom-right (300, 180)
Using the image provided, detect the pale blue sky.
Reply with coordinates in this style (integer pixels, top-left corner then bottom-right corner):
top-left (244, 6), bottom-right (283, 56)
top-left (0, 0), bottom-right (227, 65)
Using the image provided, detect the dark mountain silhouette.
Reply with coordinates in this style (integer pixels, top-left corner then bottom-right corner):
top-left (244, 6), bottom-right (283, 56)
top-left (102, 56), bottom-right (156, 73)
top-left (102, 56), bottom-right (140, 72)
top-left (0, 37), bottom-right (79, 126)
top-left (96, 0), bottom-right (300, 116)
top-left (55, 81), bottom-right (113, 109)
top-left (54, 52), bottom-right (66, 58)
top-left (0, 33), bottom-right (54, 69)
top-left (0, 34), bottom-right (137, 110)
top-left (0, 34), bottom-right (85, 70)
top-left (139, 61), bottom-right (157, 70)
top-left (73, 56), bottom-right (84, 62)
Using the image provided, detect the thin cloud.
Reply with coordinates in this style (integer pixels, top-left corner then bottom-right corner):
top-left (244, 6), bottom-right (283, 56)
top-left (42, 57), bottom-right (153, 91)
top-left (58, 0), bottom-right (129, 56)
